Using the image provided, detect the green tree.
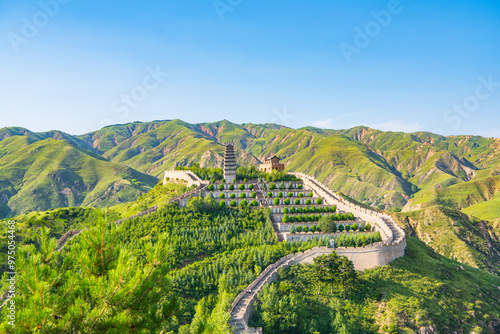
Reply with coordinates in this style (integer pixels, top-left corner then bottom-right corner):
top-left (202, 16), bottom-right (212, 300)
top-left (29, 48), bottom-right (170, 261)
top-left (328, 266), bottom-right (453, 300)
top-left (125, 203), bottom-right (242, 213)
top-left (239, 184), bottom-right (245, 190)
top-left (218, 184), bottom-right (224, 191)
top-left (219, 193), bottom-right (225, 199)
top-left (229, 184), bottom-right (235, 191)
top-left (274, 198), bottom-right (280, 205)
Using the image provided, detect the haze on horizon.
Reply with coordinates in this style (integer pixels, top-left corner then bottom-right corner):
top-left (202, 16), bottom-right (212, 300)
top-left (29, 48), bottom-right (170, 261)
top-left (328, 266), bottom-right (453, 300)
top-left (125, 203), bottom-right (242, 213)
top-left (1, 0), bottom-right (499, 137)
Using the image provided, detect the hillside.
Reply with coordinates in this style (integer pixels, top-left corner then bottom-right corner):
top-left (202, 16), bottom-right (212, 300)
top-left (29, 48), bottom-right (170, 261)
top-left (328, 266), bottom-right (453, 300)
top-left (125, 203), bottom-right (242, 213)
top-left (0, 132), bottom-right (158, 218)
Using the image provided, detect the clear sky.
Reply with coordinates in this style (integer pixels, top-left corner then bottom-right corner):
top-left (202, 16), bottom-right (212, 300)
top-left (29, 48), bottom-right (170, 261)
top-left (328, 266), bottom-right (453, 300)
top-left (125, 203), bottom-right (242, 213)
top-left (1, 0), bottom-right (499, 137)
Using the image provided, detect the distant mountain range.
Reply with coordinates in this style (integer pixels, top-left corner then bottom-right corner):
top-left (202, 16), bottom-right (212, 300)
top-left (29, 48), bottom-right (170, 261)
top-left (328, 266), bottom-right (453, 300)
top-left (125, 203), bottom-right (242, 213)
top-left (2, 119), bottom-right (500, 271)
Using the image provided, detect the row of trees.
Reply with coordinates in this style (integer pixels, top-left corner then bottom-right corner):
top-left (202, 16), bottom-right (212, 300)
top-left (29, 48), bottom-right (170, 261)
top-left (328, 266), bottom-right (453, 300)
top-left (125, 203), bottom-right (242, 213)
top-left (283, 212), bottom-right (355, 223)
top-left (284, 205), bottom-right (337, 213)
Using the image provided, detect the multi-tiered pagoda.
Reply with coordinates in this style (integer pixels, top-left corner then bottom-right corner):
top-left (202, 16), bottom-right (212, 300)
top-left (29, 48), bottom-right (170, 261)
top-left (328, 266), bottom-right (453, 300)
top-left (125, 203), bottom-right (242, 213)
top-left (223, 144), bottom-right (236, 183)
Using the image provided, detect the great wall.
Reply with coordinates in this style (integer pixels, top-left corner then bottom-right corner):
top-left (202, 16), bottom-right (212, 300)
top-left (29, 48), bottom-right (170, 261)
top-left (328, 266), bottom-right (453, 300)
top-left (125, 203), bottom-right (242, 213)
top-left (0, 168), bottom-right (406, 334)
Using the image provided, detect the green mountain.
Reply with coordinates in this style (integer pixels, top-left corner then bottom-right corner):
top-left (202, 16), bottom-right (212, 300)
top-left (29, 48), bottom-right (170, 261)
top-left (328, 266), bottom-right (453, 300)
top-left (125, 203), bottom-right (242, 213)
top-left (0, 129), bottom-right (158, 218)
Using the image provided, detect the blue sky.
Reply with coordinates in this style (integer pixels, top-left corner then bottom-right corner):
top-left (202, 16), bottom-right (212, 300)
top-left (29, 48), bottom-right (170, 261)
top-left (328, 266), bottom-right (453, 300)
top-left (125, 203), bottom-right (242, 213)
top-left (1, 0), bottom-right (499, 137)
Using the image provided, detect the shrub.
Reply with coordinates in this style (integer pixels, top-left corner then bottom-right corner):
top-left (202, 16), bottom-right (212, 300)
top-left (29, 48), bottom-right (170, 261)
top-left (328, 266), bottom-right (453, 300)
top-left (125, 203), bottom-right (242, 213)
top-left (352, 223), bottom-right (358, 231)
top-left (316, 214), bottom-right (321, 221)
top-left (240, 193), bottom-right (246, 198)
top-left (218, 184), bottom-right (224, 191)
top-left (296, 215), bottom-right (303, 222)
top-left (345, 224), bottom-right (351, 232)
top-left (365, 223), bottom-right (372, 231)
top-left (317, 225), bottom-right (322, 232)
top-left (273, 198), bottom-right (280, 205)
top-left (288, 192), bottom-right (293, 197)
top-left (290, 207), bottom-right (296, 213)
top-left (296, 226), bottom-right (302, 232)
top-left (207, 184), bottom-right (215, 191)
top-left (278, 191), bottom-right (283, 197)
top-left (244, 178), bottom-right (247, 182)
top-left (298, 184), bottom-right (303, 189)
top-left (239, 184), bottom-right (245, 190)
top-left (251, 192), bottom-right (257, 198)
top-left (336, 213), bottom-right (342, 221)
top-left (283, 207), bottom-right (289, 214)
top-left (342, 214), bottom-right (348, 221)
top-left (249, 184), bottom-right (254, 190)
top-left (298, 192), bottom-right (304, 198)
top-left (310, 206), bottom-right (316, 213)
top-left (303, 207), bottom-right (309, 213)
top-left (348, 213), bottom-right (355, 220)
top-left (310, 225), bottom-right (317, 232)
top-left (267, 192), bottom-right (273, 198)
top-left (230, 193), bottom-right (236, 199)
top-left (295, 199), bottom-right (301, 205)
top-left (219, 200), bottom-right (225, 207)
top-left (289, 226), bottom-right (296, 234)
top-left (219, 193), bottom-right (225, 199)
top-left (211, 179), bottom-right (215, 184)
top-left (305, 199), bottom-right (311, 205)
top-left (222, 178), bottom-right (226, 183)
top-left (310, 214), bottom-right (316, 221)
top-left (297, 207), bottom-right (303, 213)
top-left (330, 205), bottom-right (336, 212)
top-left (283, 214), bottom-right (289, 223)
top-left (284, 198), bottom-right (291, 205)
top-left (229, 184), bottom-right (234, 191)
top-left (338, 224), bottom-right (344, 232)
top-left (251, 199), bottom-right (259, 206)
top-left (316, 198), bottom-right (322, 205)
top-left (240, 199), bottom-right (248, 206)
top-left (303, 226), bottom-right (309, 232)
top-left (230, 200), bottom-right (237, 207)
top-left (330, 214), bottom-right (336, 220)
top-left (308, 192), bottom-right (313, 197)
top-left (324, 206), bottom-right (329, 212)
top-left (289, 216), bottom-right (296, 222)
top-left (269, 183), bottom-right (276, 190)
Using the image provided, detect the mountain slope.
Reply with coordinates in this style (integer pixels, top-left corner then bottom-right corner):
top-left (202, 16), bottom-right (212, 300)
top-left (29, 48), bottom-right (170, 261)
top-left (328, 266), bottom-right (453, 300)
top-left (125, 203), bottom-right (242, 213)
top-left (0, 135), bottom-right (158, 218)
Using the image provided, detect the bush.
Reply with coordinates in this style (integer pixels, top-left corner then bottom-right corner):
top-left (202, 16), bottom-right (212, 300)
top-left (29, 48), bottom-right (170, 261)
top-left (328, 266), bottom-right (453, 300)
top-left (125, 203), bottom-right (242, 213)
top-left (290, 207), bottom-right (296, 213)
top-left (316, 214), bottom-right (321, 221)
top-left (283, 207), bottom-right (289, 214)
top-left (303, 226), bottom-right (309, 232)
top-left (273, 198), bottom-right (280, 205)
top-left (303, 207), bottom-right (309, 213)
top-left (297, 207), bottom-right (303, 213)
top-left (218, 184), bottom-right (224, 191)
top-left (345, 224), bottom-right (351, 232)
top-left (279, 181), bottom-right (285, 190)
top-left (207, 184), bottom-right (215, 191)
top-left (244, 178), bottom-right (247, 182)
top-left (323, 206), bottom-right (329, 212)
top-left (348, 213), bottom-right (355, 220)
top-left (219, 200), bottom-right (225, 207)
top-left (251, 192), bottom-right (257, 198)
top-left (305, 199), bottom-right (311, 205)
top-left (310, 225), bottom-right (317, 232)
top-left (342, 214), bottom-right (348, 221)
top-left (267, 192), bottom-right (273, 198)
top-left (278, 192), bottom-right (283, 197)
top-left (229, 184), bottom-right (235, 191)
top-left (296, 215), bottom-right (303, 222)
top-left (294, 199), bottom-right (300, 205)
top-left (222, 178), bottom-right (226, 183)
top-left (239, 184), bottom-right (245, 190)
top-left (310, 214), bottom-right (316, 221)
top-left (330, 214), bottom-right (336, 220)
top-left (310, 206), bottom-right (316, 213)
top-left (219, 193), bottom-right (225, 199)
top-left (289, 216), bottom-right (296, 222)
top-left (289, 226), bottom-right (296, 234)
top-left (269, 183), bottom-right (276, 190)
top-left (251, 200), bottom-right (259, 206)
top-left (288, 192), bottom-right (293, 197)
top-left (240, 193), bottom-right (246, 198)
top-left (338, 224), bottom-right (344, 232)
top-left (308, 192), bottom-right (313, 197)
top-left (316, 198), bottom-right (322, 205)
top-left (284, 198), bottom-right (291, 205)
top-left (336, 213), bottom-right (342, 221)
top-left (317, 225), bottom-right (322, 232)
top-left (296, 226), bottom-right (302, 232)
top-left (330, 205), bottom-right (336, 212)
top-left (230, 200), bottom-right (237, 207)
top-left (282, 214), bottom-right (289, 223)
top-left (240, 199), bottom-right (248, 207)
top-left (249, 184), bottom-right (254, 190)
top-left (298, 184), bottom-right (303, 189)
top-left (352, 223), bottom-right (358, 231)
top-left (298, 192), bottom-right (304, 198)
top-left (230, 193), bottom-right (236, 199)
top-left (365, 224), bottom-right (372, 232)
